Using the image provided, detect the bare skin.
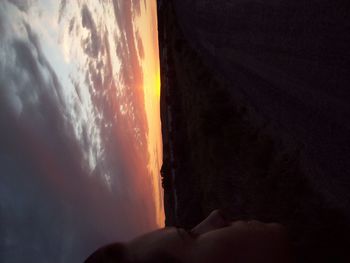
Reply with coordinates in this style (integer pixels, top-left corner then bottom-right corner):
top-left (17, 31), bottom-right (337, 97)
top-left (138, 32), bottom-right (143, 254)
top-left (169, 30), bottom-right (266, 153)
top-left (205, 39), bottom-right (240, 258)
top-left (127, 210), bottom-right (294, 263)
top-left (84, 210), bottom-right (294, 262)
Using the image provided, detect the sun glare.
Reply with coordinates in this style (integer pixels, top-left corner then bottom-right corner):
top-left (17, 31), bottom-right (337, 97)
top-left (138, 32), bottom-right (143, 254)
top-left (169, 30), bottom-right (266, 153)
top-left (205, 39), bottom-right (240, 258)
top-left (155, 70), bottom-right (161, 98)
top-left (135, 0), bottom-right (165, 227)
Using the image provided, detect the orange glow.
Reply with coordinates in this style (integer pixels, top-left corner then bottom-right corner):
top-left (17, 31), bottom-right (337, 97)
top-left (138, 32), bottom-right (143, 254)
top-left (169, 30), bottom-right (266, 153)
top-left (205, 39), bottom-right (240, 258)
top-left (134, 0), bottom-right (165, 227)
top-left (155, 69), bottom-right (161, 98)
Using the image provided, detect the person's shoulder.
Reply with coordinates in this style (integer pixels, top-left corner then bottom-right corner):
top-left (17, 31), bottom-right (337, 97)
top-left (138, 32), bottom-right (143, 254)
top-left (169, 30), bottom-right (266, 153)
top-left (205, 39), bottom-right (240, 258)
top-left (84, 242), bottom-right (128, 263)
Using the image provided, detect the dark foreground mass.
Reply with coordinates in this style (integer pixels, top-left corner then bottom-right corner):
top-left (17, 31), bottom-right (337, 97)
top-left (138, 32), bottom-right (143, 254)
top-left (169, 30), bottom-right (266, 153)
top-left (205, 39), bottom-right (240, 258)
top-left (158, 1), bottom-right (350, 262)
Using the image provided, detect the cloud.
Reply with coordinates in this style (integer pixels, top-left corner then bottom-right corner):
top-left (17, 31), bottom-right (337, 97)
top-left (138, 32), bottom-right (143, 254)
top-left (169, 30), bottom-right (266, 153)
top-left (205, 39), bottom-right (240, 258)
top-left (132, 0), bottom-right (142, 17)
top-left (68, 17), bottom-right (75, 34)
top-left (81, 4), bottom-right (101, 58)
top-left (7, 0), bottom-right (32, 12)
top-left (58, 0), bottom-right (67, 23)
top-left (136, 30), bottom-right (145, 60)
top-left (0, 1), bottom-right (159, 262)
top-left (0, 18), bottom-right (89, 263)
top-left (111, 0), bottom-right (148, 133)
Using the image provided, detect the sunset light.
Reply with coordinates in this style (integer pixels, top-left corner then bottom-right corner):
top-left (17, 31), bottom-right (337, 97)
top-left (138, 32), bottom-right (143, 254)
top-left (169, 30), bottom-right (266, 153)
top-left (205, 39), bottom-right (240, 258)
top-left (0, 0), bottom-right (164, 261)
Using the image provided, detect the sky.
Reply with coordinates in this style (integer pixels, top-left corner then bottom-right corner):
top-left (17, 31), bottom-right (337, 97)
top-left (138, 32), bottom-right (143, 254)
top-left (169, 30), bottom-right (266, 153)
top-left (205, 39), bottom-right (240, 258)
top-left (0, 0), bottom-right (163, 262)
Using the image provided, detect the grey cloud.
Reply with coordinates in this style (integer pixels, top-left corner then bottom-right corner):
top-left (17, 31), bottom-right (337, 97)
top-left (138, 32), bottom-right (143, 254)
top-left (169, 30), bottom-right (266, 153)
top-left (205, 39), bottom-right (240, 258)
top-left (87, 61), bottom-right (103, 91)
top-left (7, 0), bottom-right (31, 12)
top-left (0, 26), bottom-right (90, 263)
top-left (81, 4), bottom-right (101, 58)
top-left (0, 24), bottom-right (60, 125)
top-left (101, 30), bottom-right (114, 87)
top-left (0, 154), bottom-right (78, 263)
top-left (69, 17), bottom-right (75, 34)
top-left (7, 23), bottom-right (67, 125)
top-left (0, 11), bottom-right (5, 36)
top-left (58, 0), bottom-right (67, 23)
